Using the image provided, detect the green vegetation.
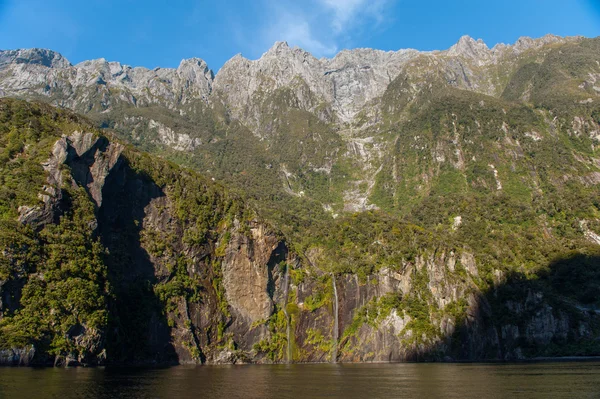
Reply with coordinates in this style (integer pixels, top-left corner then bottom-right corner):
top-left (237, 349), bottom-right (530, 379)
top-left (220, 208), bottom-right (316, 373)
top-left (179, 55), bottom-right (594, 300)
top-left (305, 328), bottom-right (332, 355)
top-left (0, 100), bottom-right (110, 362)
top-left (2, 35), bottom-right (600, 364)
top-left (253, 307), bottom-right (289, 361)
top-left (0, 99), bottom-right (254, 364)
top-left (0, 185), bottom-right (109, 361)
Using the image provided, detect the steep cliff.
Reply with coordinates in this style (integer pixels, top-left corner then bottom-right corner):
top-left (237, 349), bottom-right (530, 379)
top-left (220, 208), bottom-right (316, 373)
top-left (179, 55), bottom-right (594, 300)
top-left (0, 35), bottom-right (587, 212)
top-left (0, 99), bottom-right (292, 365)
top-left (1, 35), bottom-right (600, 366)
top-left (1, 99), bottom-right (597, 366)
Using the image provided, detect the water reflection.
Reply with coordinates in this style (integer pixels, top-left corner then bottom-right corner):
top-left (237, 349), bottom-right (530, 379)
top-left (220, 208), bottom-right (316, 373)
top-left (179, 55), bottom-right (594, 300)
top-left (0, 362), bottom-right (599, 399)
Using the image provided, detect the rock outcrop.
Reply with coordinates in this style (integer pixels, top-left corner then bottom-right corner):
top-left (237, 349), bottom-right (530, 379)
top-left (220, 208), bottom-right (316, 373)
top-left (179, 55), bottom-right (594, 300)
top-left (0, 34), bottom-right (599, 367)
top-left (0, 50), bottom-right (213, 113)
top-left (17, 131), bottom-right (123, 229)
top-left (0, 34), bottom-right (581, 128)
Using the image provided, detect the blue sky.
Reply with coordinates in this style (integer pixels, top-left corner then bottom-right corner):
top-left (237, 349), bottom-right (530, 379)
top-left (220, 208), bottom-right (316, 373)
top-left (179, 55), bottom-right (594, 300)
top-left (0, 0), bottom-right (599, 71)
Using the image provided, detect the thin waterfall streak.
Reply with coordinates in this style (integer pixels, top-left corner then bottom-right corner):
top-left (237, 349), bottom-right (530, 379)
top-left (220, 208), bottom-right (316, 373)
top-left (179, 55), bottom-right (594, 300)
top-left (331, 273), bottom-right (339, 364)
top-left (282, 265), bottom-right (292, 364)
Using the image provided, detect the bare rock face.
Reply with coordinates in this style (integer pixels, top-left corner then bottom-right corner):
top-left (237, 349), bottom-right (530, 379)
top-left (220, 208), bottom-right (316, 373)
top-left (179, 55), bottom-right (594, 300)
top-left (0, 345), bottom-right (36, 366)
top-left (0, 35), bottom-right (583, 138)
top-left (148, 119), bottom-right (202, 151)
top-left (331, 251), bottom-right (476, 362)
top-left (17, 131), bottom-right (123, 228)
top-left (447, 35), bottom-right (493, 64)
top-left (0, 49), bottom-right (213, 112)
top-left (445, 34), bottom-right (576, 64)
top-left (213, 41), bottom-right (421, 125)
top-left (222, 222), bottom-right (282, 323)
top-left (66, 131), bottom-right (123, 207)
top-left (17, 137), bottom-right (67, 227)
top-left (0, 48), bottom-right (71, 69)
top-left (323, 48), bottom-right (419, 121)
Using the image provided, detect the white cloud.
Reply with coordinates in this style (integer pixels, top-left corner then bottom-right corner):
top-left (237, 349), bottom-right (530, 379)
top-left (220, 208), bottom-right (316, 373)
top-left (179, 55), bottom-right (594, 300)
top-left (247, 0), bottom-right (393, 58)
top-left (267, 12), bottom-right (338, 57)
top-left (320, 0), bottom-right (366, 33)
top-left (319, 0), bottom-right (389, 33)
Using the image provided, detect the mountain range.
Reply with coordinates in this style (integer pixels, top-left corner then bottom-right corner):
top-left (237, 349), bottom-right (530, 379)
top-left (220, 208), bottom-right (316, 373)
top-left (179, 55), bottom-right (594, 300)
top-left (0, 34), bottom-right (599, 366)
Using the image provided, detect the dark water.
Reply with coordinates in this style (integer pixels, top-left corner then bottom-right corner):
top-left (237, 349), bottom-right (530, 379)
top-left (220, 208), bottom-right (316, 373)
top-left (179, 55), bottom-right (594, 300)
top-left (1, 362), bottom-right (599, 398)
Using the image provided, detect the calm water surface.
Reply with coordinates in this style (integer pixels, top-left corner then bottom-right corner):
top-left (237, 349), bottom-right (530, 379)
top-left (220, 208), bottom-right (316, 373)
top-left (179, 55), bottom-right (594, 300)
top-left (0, 362), bottom-right (599, 398)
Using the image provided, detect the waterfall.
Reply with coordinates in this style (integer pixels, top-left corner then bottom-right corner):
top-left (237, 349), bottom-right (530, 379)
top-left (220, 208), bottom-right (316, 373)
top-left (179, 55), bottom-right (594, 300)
top-left (331, 273), bottom-right (339, 363)
top-left (282, 264), bottom-right (292, 364)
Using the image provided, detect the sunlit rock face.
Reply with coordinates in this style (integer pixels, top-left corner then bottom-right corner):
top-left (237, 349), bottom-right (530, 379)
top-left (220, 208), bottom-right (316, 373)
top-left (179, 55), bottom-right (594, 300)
top-left (1, 33), bottom-right (600, 366)
top-left (0, 34), bottom-right (580, 128)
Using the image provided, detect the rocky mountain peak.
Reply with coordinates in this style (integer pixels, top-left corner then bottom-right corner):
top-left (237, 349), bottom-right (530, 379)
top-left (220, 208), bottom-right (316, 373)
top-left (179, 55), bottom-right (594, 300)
top-left (447, 35), bottom-right (491, 61)
top-left (265, 41), bottom-right (291, 56)
top-left (76, 58), bottom-right (119, 75)
top-left (512, 33), bottom-right (564, 52)
top-left (178, 57), bottom-right (209, 69)
top-left (177, 58), bottom-right (215, 84)
top-left (0, 34), bottom-right (588, 128)
top-left (212, 40), bottom-right (328, 121)
top-left (0, 48), bottom-right (71, 69)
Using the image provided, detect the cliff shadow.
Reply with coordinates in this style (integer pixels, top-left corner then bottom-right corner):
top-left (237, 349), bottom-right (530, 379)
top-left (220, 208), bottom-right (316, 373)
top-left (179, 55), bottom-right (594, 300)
top-left (438, 252), bottom-right (600, 361)
top-left (95, 156), bottom-right (177, 364)
top-left (328, 251), bottom-right (600, 363)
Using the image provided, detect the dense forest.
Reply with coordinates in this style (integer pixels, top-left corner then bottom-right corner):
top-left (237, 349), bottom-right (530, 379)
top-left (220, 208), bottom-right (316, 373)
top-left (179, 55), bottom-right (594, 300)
top-left (1, 35), bottom-right (600, 365)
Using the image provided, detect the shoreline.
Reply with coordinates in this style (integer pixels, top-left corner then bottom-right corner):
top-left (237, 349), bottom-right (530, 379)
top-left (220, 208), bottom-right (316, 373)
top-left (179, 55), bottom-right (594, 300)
top-left (3, 356), bottom-right (600, 369)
